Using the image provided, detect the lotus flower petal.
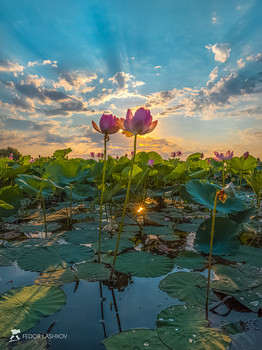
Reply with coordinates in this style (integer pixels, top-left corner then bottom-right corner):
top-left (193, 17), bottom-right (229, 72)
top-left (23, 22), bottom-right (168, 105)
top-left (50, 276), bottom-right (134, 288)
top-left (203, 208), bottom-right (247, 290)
top-left (92, 121), bottom-right (101, 133)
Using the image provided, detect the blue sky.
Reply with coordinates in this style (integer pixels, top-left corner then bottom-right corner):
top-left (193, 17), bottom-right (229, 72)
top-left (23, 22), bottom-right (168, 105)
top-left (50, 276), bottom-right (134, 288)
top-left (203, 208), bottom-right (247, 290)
top-left (0, 0), bottom-right (262, 158)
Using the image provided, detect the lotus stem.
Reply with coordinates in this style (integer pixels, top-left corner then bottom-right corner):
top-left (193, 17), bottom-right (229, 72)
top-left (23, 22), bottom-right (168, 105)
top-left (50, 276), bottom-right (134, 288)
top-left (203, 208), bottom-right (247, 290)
top-left (69, 184), bottom-right (73, 224)
top-left (98, 134), bottom-right (107, 263)
top-left (205, 191), bottom-right (218, 320)
top-left (222, 163), bottom-right (225, 187)
top-left (41, 190), bottom-right (48, 239)
top-left (110, 134), bottom-right (137, 279)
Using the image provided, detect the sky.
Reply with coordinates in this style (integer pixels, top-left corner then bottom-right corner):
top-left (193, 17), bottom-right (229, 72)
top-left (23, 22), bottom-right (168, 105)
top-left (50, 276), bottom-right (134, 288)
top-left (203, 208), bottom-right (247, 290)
top-left (0, 0), bottom-right (262, 159)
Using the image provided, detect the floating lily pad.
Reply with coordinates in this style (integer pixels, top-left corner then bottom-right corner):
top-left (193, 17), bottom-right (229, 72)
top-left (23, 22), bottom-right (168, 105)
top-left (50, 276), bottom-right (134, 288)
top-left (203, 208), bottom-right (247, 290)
top-left (175, 221), bottom-right (203, 233)
top-left (72, 222), bottom-right (99, 230)
top-left (211, 264), bottom-right (262, 312)
top-left (88, 253), bottom-right (114, 265)
top-left (17, 244), bottom-right (94, 272)
top-left (221, 322), bottom-right (244, 335)
top-left (195, 217), bottom-right (241, 255)
top-left (114, 251), bottom-right (174, 277)
top-left (0, 254), bottom-right (13, 267)
top-left (103, 329), bottom-right (169, 349)
top-left (186, 180), bottom-right (247, 214)
top-left (156, 305), bottom-right (231, 350)
top-left (121, 225), bottom-right (141, 239)
top-left (20, 222), bottom-right (61, 233)
top-left (142, 226), bottom-right (174, 236)
top-left (224, 245), bottom-right (262, 268)
top-left (0, 337), bottom-right (48, 349)
top-left (173, 251), bottom-right (206, 270)
top-left (211, 264), bottom-right (262, 293)
top-left (92, 238), bottom-right (133, 253)
top-left (0, 285), bottom-right (66, 337)
top-left (64, 229), bottom-right (109, 245)
top-left (228, 206), bottom-right (256, 224)
top-left (232, 284), bottom-right (262, 312)
top-left (76, 262), bottom-right (110, 281)
top-left (35, 268), bottom-right (76, 287)
top-left (159, 272), bottom-right (217, 306)
top-left (1, 239), bottom-right (54, 261)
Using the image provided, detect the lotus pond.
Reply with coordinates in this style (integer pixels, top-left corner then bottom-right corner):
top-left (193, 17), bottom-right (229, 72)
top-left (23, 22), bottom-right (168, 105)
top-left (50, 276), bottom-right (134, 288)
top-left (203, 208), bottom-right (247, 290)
top-left (0, 148), bottom-right (262, 349)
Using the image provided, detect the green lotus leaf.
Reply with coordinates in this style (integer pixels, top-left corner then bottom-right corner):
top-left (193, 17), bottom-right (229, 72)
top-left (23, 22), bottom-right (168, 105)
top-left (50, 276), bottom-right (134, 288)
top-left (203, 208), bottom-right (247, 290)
top-left (76, 262), bottom-right (110, 281)
top-left (159, 271), bottom-right (217, 306)
top-left (0, 285), bottom-right (66, 337)
top-left (173, 251), bottom-right (206, 270)
top-left (15, 175), bottom-right (59, 199)
top-left (115, 251), bottom-right (174, 277)
top-left (0, 200), bottom-right (14, 209)
top-left (186, 180), bottom-right (247, 214)
top-left (17, 244), bottom-right (94, 272)
top-left (165, 163), bottom-right (187, 181)
top-left (53, 147), bottom-right (72, 158)
top-left (224, 245), bottom-right (262, 267)
top-left (211, 264), bottom-right (262, 293)
top-left (211, 264), bottom-right (262, 312)
top-left (156, 305), bottom-right (231, 350)
top-left (228, 206), bottom-right (256, 224)
top-left (66, 183), bottom-right (96, 200)
top-left (230, 155), bottom-right (257, 173)
top-left (232, 284), bottom-right (262, 312)
top-left (244, 172), bottom-right (262, 196)
top-left (188, 169), bottom-right (207, 179)
top-left (35, 262), bottom-right (110, 286)
top-left (175, 220), bottom-right (203, 233)
top-left (0, 186), bottom-right (22, 217)
top-left (103, 329), bottom-right (169, 349)
top-left (195, 217), bottom-right (241, 255)
top-left (142, 226), bottom-right (175, 235)
top-left (64, 228), bottom-right (109, 245)
top-left (186, 153), bottom-right (203, 161)
top-left (0, 337), bottom-right (48, 349)
top-left (35, 268), bottom-right (76, 287)
top-left (92, 238), bottom-right (133, 253)
top-left (20, 222), bottom-right (61, 233)
top-left (45, 159), bottom-right (91, 185)
top-left (0, 254), bottom-right (13, 267)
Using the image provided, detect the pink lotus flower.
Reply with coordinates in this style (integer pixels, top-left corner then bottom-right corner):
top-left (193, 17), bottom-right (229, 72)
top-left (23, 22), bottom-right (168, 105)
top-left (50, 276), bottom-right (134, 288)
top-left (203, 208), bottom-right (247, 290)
top-left (148, 159), bottom-right (154, 166)
top-left (97, 153), bottom-right (101, 158)
top-left (176, 151), bottom-right (182, 156)
top-left (92, 114), bottom-right (120, 135)
top-left (213, 150), bottom-right (233, 162)
top-left (207, 158), bottom-right (211, 165)
top-left (243, 151), bottom-right (249, 160)
top-left (117, 108), bottom-right (158, 137)
top-left (201, 153), bottom-right (204, 159)
top-left (90, 152), bottom-right (95, 158)
top-left (8, 153), bottom-right (13, 160)
top-left (131, 151), bottom-right (134, 156)
top-left (29, 158), bottom-right (34, 163)
top-left (170, 152), bottom-right (176, 158)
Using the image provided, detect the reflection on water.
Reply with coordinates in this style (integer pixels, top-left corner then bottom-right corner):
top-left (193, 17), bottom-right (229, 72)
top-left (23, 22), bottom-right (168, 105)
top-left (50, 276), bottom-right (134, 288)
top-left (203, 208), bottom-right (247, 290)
top-left (1, 264), bottom-right (262, 349)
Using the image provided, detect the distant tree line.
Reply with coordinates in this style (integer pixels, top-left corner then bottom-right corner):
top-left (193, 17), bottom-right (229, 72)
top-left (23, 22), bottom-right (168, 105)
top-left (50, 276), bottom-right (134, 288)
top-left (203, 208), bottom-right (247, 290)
top-left (0, 147), bottom-right (22, 161)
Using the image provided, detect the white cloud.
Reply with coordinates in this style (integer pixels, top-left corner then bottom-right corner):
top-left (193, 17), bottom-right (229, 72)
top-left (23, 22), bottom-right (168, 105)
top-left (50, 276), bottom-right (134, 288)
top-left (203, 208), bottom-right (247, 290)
top-left (208, 67), bottom-right (218, 82)
top-left (154, 66), bottom-right (162, 69)
top-left (205, 43), bottom-right (231, 63)
top-left (0, 60), bottom-right (25, 76)
top-left (28, 60), bottom-right (58, 68)
top-left (54, 72), bottom-right (97, 92)
top-left (237, 58), bottom-right (246, 69)
top-left (246, 53), bottom-right (262, 62)
top-left (108, 71), bottom-right (145, 90)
